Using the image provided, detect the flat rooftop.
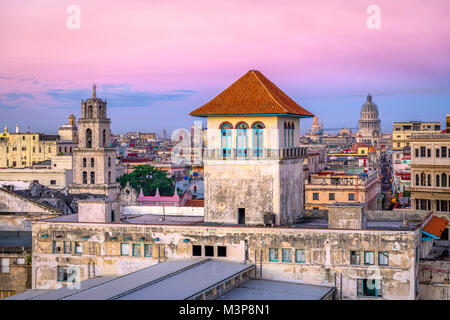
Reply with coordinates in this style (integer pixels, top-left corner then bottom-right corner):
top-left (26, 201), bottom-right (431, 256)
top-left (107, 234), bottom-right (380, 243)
top-left (8, 259), bottom-right (254, 300)
top-left (218, 279), bottom-right (334, 300)
top-left (9, 259), bottom-right (334, 300)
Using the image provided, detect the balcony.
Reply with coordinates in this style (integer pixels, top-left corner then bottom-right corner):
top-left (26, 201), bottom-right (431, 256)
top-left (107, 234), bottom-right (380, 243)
top-left (203, 147), bottom-right (308, 161)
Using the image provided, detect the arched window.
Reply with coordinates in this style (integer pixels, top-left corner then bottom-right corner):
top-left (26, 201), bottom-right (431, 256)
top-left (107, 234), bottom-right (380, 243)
top-left (91, 158), bottom-right (94, 168)
top-left (284, 122), bottom-right (287, 148)
top-left (86, 129), bottom-right (92, 148)
top-left (428, 175), bottom-right (431, 187)
top-left (103, 129), bottom-right (106, 147)
top-left (88, 105), bottom-right (93, 118)
top-left (236, 122), bottom-right (248, 157)
top-left (82, 171), bottom-right (87, 184)
top-left (90, 171), bottom-right (95, 184)
top-left (111, 210), bottom-right (115, 222)
top-left (83, 158), bottom-right (86, 168)
top-left (287, 123), bottom-right (291, 148)
top-left (108, 157), bottom-right (111, 167)
top-left (252, 122), bottom-right (264, 157)
top-left (108, 171), bottom-right (111, 183)
top-left (290, 122), bottom-right (295, 148)
top-left (421, 173), bottom-right (426, 186)
top-left (436, 174), bottom-right (440, 187)
top-left (415, 174), bottom-right (419, 186)
top-left (442, 173), bottom-right (447, 187)
top-left (220, 122), bottom-right (232, 157)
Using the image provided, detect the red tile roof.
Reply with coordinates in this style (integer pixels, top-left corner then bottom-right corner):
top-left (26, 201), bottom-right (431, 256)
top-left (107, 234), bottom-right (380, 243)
top-left (189, 70), bottom-right (314, 117)
top-left (423, 216), bottom-right (449, 238)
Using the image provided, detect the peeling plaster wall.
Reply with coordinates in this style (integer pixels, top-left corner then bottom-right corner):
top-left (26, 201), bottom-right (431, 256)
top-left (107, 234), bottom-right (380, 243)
top-left (204, 160), bottom-right (304, 225)
top-left (419, 259), bottom-right (450, 300)
top-left (0, 188), bottom-right (59, 213)
top-left (0, 253), bottom-right (31, 294)
top-left (32, 221), bottom-right (418, 299)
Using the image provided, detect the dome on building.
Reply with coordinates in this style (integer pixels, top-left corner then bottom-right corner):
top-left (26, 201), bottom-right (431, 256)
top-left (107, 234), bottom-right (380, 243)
top-left (68, 113), bottom-right (76, 125)
top-left (360, 94), bottom-right (379, 118)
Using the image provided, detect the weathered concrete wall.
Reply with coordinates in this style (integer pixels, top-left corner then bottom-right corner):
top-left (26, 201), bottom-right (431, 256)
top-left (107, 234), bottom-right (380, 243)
top-left (328, 205), bottom-right (365, 230)
top-left (122, 205), bottom-right (204, 216)
top-left (204, 161), bottom-right (276, 225)
top-left (0, 188), bottom-right (60, 214)
top-left (78, 200), bottom-right (120, 223)
top-left (367, 210), bottom-right (429, 222)
top-left (0, 213), bottom-right (58, 231)
top-left (204, 159), bottom-right (304, 225)
top-left (0, 253), bottom-right (31, 296)
top-left (32, 220), bottom-right (420, 299)
top-left (419, 259), bottom-right (450, 300)
top-left (279, 160), bottom-right (304, 224)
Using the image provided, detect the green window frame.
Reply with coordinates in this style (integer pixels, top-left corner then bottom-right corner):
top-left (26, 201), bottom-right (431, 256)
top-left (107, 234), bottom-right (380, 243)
top-left (52, 241), bottom-right (62, 254)
top-left (63, 241), bottom-right (71, 254)
top-left (357, 279), bottom-right (382, 297)
top-left (132, 244), bottom-right (141, 257)
top-left (121, 243), bottom-right (130, 256)
top-left (74, 242), bottom-right (83, 254)
top-left (57, 266), bottom-right (76, 283)
top-left (269, 248), bottom-right (278, 262)
top-left (295, 249), bottom-right (306, 263)
top-left (378, 252), bottom-right (389, 266)
top-left (350, 251), bottom-right (360, 265)
top-left (364, 251), bottom-right (375, 265)
top-left (144, 244), bottom-right (153, 257)
top-left (282, 249), bottom-right (292, 263)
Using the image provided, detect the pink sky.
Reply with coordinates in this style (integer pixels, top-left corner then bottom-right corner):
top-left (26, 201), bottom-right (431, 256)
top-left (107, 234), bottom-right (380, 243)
top-left (0, 0), bottom-right (450, 133)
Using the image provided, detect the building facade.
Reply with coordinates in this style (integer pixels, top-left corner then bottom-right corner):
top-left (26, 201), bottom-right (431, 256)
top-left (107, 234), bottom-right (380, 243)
top-left (410, 132), bottom-right (450, 237)
top-left (0, 128), bottom-right (58, 169)
top-left (305, 170), bottom-right (381, 214)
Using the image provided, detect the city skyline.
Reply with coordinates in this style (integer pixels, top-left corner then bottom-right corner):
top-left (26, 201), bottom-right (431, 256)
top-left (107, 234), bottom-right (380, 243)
top-left (1, 0), bottom-right (450, 134)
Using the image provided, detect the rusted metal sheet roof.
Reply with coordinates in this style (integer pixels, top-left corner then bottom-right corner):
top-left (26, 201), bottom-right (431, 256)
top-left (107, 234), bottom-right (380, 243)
top-left (423, 216), bottom-right (449, 239)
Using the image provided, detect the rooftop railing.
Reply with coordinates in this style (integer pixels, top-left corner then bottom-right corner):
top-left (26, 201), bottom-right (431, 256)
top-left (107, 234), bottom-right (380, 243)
top-left (410, 133), bottom-right (450, 139)
top-left (203, 147), bottom-right (308, 160)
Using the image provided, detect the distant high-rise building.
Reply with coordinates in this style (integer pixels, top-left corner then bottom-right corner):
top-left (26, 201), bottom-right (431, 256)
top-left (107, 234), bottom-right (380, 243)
top-left (161, 129), bottom-right (167, 139)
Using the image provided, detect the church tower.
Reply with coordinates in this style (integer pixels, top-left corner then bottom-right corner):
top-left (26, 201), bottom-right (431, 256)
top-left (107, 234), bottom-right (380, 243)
top-left (69, 85), bottom-right (120, 199)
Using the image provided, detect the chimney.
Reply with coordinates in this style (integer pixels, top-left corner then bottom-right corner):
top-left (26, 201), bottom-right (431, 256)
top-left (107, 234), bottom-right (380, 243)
top-left (15, 124), bottom-right (20, 133)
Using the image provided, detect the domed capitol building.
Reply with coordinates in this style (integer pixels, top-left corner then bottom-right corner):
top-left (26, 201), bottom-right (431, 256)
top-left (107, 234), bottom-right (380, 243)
top-left (356, 94), bottom-right (381, 147)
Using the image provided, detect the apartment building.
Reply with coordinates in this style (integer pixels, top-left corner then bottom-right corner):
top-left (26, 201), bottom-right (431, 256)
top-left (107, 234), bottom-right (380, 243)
top-left (392, 121), bottom-right (441, 151)
top-left (305, 170), bottom-right (381, 214)
top-left (410, 131), bottom-right (450, 238)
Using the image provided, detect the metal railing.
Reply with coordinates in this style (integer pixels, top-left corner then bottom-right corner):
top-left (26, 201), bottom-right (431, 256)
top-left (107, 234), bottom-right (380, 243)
top-left (203, 147), bottom-right (307, 160)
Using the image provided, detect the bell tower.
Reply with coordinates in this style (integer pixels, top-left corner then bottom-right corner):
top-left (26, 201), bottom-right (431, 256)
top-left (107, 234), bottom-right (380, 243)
top-left (69, 85), bottom-right (120, 199)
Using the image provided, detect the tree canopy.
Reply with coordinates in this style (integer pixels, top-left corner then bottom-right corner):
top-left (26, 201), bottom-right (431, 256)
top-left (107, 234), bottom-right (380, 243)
top-left (118, 165), bottom-right (175, 196)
